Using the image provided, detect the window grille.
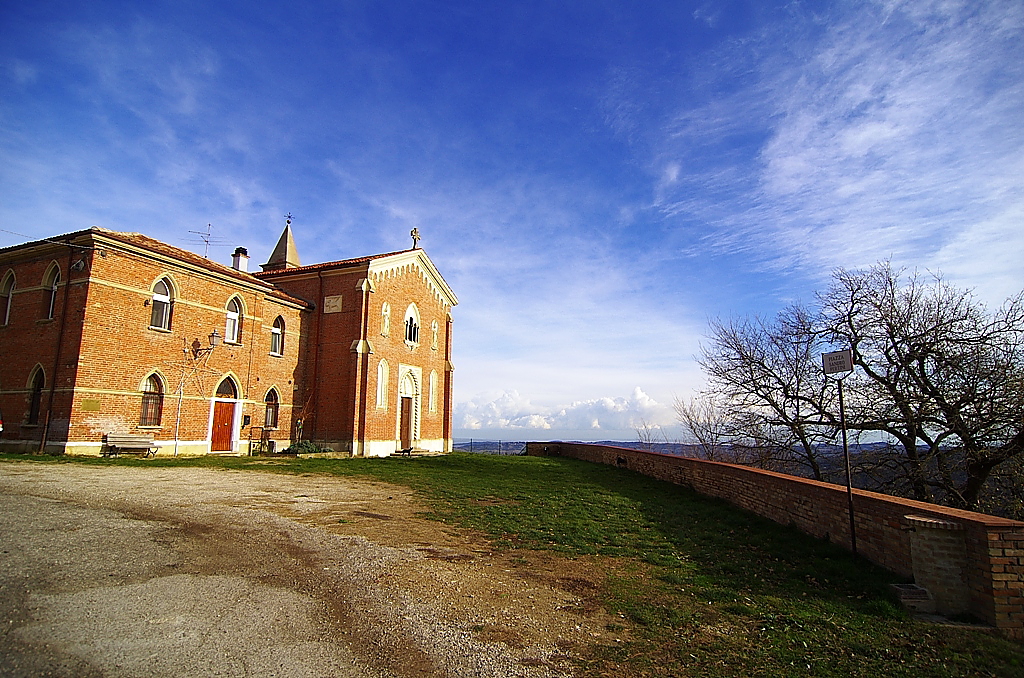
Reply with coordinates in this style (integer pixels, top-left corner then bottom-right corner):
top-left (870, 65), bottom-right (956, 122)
top-left (140, 374), bottom-right (164, 426)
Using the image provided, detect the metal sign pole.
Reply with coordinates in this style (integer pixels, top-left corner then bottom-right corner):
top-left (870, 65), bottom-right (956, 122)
top-left (837, 377), bottom-right (857, 556)
top-left (823, 349), bottom-right (857, 556)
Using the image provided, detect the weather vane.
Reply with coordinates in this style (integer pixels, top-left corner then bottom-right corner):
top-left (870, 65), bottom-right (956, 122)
top-left (410, 228), bottom-right (421, 249)
top-left (285, 212), bottom-right (293, 227)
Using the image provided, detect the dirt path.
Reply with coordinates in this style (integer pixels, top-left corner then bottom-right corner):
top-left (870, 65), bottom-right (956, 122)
top-left (0, 462), bottom-right (626, 677)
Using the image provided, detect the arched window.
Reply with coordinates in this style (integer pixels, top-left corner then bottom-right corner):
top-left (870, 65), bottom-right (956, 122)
top-left (216, 377), bottom-right (238, 399)
top-left (42, 265), bottom-right (60, 320)
top-left (27, 367), bottom-right (45, 425)
top-left (404, 304), bottom-right (420, 345)
top-left (431, 320), bottom-right (439, 350)
top-left (380, 302), bottom-right (391, 337)
top-left (225, 297), bottom-right (243, 344)
top-left (140, 374), bottom-right (164, 426)
top-left (270, 316), bottom-right (284, 355)
top-left (0, 272), bottom-right (14, 326)
top-left (376, 359), bottom-right (389, 409)
top-left (429, 370), bottom-right (438, 413)
top-left (264, 389), bottom-right (280, 428)
top-left (150, 278), bottom-right (174, 330)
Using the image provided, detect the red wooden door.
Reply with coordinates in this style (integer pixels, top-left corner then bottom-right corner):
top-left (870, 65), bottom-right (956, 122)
top-left (211, 401), bottom-right (235, 451)
top-left (400, 397), bottom-right (413, 449)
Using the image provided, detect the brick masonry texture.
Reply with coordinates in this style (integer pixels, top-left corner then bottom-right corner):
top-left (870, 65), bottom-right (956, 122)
top-left (527, 442), bottom-right (1024, 639)
top-left (256, 250), bottom-right (455, 454)
top-left (0, 228), bottom-right (455, 457)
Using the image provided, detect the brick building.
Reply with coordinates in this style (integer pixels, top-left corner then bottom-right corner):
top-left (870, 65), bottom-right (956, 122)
top-left (0, 225), bottom-right (457, 457)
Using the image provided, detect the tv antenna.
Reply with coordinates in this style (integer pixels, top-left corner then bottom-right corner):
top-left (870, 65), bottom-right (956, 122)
top-left (187, 223), bottom-right (228, 258)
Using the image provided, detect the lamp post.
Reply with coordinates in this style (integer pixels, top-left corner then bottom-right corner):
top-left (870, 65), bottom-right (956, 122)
top-left (822, 349), bottom-right (857, 556)
top-left (174, 330), bottom-right (223, 456)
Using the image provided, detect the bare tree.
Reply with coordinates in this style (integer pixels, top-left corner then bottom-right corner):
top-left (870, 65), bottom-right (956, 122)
top-left (688, 262), bottom-right (1024, 511)
top-left (673, 392), bottom-right (731, 461)
top-left (695, 306), bottom-right (836, 479)
top-left (819, 262), bottom-right (1024, 509)
top-left (634, 417), bottom-right (658, 452)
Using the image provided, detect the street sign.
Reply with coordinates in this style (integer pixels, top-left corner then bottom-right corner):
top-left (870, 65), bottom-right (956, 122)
top-left (822, 349), bottom-right (853, 375)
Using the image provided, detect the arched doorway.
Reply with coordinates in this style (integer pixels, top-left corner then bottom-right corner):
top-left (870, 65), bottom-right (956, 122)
top-left (210, 377), bottom-right (238, 452)
top-left (397, 370), bottom-right (419, 450)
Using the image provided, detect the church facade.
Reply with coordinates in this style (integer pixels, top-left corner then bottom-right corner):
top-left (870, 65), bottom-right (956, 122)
top-left (0, 225), bottom-right (456, 457)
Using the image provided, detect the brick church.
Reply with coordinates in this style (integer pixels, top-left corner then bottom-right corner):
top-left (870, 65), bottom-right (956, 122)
top-left (0, 223), bottom-right (457, 457)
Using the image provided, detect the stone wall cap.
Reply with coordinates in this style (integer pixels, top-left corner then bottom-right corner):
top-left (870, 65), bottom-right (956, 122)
top-left (903, 514), bottom-right (963, 530)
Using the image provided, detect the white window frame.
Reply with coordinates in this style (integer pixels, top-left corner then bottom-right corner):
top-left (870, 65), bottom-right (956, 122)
top-left (270, 316), bottom-right (284, 355)
top-left (149, 278), bottom-right (173, 331)
top-left (43, 265), bottom-right (60, 320)
top-left (225, 298), bottom-right (242, 344)
top-left (264, 388), bottom-right (280, 429)
top-left (404, 303), bottom-right (420, 346)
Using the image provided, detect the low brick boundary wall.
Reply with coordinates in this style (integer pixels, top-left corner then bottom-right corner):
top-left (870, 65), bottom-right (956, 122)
top-left (526, 442), bottom-right (1024, 639)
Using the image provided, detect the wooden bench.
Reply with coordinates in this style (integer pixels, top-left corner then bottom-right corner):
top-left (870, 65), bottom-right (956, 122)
top-left (103, 433), bottom-right (157, 458)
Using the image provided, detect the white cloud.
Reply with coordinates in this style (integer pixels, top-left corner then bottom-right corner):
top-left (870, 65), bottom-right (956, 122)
top-left (4, 58), bottom-right (38, 85)
top-left (5, 0), bottom-right (1020, 442)
top-left (654, 0), bottom-right (1024, 303)
top-left (455, 386), bottom-right (675, 439)
top-left (692, 3), bottom-right (722, 28)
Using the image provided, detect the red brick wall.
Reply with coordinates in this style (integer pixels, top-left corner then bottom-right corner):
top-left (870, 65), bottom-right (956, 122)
top-left (1, 232), bottom-right (307, 454)
top-left (366, 264), bottom-right (451, 450)
top-left (263, 255), bottom-right (454, 454)
top-left (0, 247), bottom-right (87, 451)
top-left (80, 240), bottom-right (306, 451)
top-left (4, 231), bottom-right (455, 457)
top-left (527, 442), bottom-right (1024, 638)
top-left (256, 268), bottom-right (362, 448)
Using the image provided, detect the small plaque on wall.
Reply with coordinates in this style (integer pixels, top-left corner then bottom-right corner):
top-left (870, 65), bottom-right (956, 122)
top-left (81, 399), bottom-right (101, 412)
top-left (323, 295), bottom-right (343, 314)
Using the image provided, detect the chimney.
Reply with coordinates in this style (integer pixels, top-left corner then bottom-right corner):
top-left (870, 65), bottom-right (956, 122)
top-left (232, 247), bottom-right (249, 272)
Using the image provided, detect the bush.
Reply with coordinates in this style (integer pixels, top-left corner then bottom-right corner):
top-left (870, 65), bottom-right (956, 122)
top-left (285, 440), bottom-right (328, 455)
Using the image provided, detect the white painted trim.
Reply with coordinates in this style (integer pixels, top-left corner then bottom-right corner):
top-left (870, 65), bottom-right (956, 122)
top-left (417, 438), bottom-right (446, 453)
top-left (368, 250), bottom-right (458, 307)
top-left (207, 397), bottom-right (241, 454)
top-left (363, 440), bottom-right (397, 457)
top-left (18, 439), bottom-right (214, 457)
top-left (396, 364), bottom-right (422, 444)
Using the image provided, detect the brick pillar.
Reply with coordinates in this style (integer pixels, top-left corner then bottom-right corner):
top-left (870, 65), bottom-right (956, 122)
top-left (905, 514), bottom-right (969, 617)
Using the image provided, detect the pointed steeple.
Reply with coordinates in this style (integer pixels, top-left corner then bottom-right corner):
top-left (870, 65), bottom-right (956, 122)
top-left (261, 214), bottom-right (301, 271)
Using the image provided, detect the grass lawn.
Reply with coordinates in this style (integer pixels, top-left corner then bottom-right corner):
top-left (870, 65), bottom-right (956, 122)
top-left (5, 451), bottom-right (1023, 677)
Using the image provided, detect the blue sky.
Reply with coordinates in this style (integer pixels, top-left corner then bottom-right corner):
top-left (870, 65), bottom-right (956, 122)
top-left (3, 1), bottom-right (1022, 441)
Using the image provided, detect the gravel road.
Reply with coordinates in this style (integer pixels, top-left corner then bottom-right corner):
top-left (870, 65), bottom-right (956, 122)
top-left (0, 461), bottom-right (624, 677)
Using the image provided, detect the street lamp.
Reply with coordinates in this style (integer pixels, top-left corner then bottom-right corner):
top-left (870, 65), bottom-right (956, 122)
top-left (191, 329), bottom-right (222, 358)
top-left (176, 329), bottom-right (223, 457)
